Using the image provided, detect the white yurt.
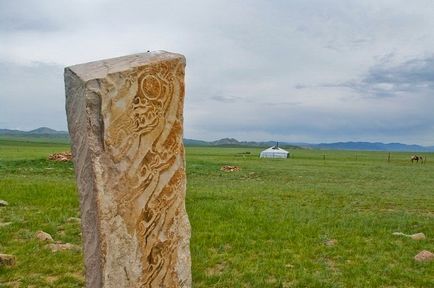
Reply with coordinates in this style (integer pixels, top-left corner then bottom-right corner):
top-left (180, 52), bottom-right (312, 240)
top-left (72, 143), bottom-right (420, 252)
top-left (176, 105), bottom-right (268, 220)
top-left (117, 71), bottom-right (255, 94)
top-left (260, 143), bottom-right (289, 158)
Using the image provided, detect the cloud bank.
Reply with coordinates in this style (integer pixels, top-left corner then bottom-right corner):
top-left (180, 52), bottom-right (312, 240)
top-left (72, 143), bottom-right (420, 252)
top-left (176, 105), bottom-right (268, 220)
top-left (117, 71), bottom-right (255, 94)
top-left (1, 0), bottom-right (434, 144)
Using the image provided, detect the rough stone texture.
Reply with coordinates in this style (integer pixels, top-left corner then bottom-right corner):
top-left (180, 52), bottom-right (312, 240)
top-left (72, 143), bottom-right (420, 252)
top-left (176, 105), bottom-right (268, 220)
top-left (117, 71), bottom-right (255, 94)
top-left (47, 242), bottom-right (81, 252)
top-left (414, 250), bottom-right (434, 262)
top-left (392, 232), bottom-right (427, 240)
top-left (410, 233), bottom-right (426, 240)
top-left (35, 230), bottom-right (54, 242)
top-left (65, 51), bottom-right (191, 288)
top-left (0, 254), bottom-right (16, 267)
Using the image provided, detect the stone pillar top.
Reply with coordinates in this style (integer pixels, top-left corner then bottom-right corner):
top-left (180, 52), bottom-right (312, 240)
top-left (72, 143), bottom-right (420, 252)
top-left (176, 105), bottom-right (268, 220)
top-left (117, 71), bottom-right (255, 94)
top-left (66, 50), bottom-right (185, 82)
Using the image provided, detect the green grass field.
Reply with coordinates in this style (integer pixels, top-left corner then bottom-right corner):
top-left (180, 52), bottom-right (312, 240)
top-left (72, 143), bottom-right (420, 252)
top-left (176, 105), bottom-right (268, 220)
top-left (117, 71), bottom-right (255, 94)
top-left (0, 138), bottom-right (433, 287)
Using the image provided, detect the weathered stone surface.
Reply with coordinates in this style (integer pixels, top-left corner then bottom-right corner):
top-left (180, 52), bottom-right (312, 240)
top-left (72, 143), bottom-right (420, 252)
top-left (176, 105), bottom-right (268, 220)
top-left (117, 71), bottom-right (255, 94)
top-left (47, 242), bottom-right (81, 252)
top-left (410, 233), bottom-right (426, 240)
top-left (65, 51), bottom-right (191, 288)
top-left (67, 217), bottom-right (81, 223)
top-left (392, 232), bottom-right (426, 240)
top-left (35, 230), bottom-right (54, 242)
top-left (0, 254), bottom-right (16, 267)
top-left (414, 250), bottom-right (434, 262)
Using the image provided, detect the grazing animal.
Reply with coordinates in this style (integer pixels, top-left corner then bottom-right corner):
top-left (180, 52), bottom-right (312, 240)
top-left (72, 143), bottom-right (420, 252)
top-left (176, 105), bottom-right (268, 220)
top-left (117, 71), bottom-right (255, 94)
top-left (411, 155), bottom-right (423, 163)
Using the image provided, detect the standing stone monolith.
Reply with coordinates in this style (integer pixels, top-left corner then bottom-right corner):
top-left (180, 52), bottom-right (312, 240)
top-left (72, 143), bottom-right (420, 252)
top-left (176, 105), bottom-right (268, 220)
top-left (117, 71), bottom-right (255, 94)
top-left (65, 51), bottom-right (191, 288)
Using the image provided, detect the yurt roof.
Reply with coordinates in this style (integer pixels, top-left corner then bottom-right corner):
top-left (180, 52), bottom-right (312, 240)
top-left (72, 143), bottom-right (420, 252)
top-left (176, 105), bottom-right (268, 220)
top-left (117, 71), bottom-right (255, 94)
top-left (261, 146), bottom-right (289, 153)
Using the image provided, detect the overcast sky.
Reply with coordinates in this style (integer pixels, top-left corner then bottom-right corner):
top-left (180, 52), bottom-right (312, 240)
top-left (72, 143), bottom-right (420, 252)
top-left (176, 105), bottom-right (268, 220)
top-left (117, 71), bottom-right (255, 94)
top-left (1, 0), bottom-right (434, 145)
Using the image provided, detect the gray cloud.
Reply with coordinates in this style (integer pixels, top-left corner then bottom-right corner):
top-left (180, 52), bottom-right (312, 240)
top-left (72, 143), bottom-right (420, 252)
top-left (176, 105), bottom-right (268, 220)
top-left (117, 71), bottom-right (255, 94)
top-left (0, 62), bottom-right (66, 130)
top-left (342, 56), bottom-right (434, 99)
top-left (297, 55), bottom-right (434, 99)
top-left (0, 1), bottom-right (65, 32)
top-left (1, 0), bottom-right (434, 144)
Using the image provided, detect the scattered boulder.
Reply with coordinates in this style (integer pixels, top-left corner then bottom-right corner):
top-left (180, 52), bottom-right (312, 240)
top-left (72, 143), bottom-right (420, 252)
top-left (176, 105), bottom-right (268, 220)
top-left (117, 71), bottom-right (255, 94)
top-left (35, 230), bottom-right (54, 242)
top-left (392, 232), bottom-right (426, 240)
top-left (325, 239), bottom-right (338, 247)
top-left (48, 152), bottom-right (72, 162)
top-left (0, 254), bottom-right (16, 267)
top-left (67, 217), bottom-right (81, 223)
top-left (410, 233), bottom-right (426, 240)
top-left (414, 250), bottom-right (434, 262)
top-left (47, 243), bottom-right (80, 252)
top-left (0, 200), bottom-right (9, 207)
top-left (220, 165), bottom-right (240, 172)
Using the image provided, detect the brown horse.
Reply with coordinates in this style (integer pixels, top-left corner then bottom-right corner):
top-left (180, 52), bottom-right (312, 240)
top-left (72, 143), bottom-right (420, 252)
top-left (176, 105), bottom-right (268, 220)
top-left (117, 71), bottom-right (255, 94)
top-left (411, 155), bottom-right (424, 163)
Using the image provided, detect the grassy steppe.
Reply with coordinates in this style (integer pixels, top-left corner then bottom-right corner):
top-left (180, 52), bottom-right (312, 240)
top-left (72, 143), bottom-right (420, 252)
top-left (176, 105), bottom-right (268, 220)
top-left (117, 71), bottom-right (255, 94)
top-left (0, 139), bottom-right (433, 287)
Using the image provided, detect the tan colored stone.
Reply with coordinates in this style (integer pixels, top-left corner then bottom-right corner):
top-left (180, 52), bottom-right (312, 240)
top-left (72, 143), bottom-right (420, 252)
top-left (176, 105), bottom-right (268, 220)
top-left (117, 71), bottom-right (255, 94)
top-left (66, 217), bottom-right (81, 223)
top-left (410, 233), bottom-right (426, 240)
top-left (325, 239), bottom-right (338, 246)
top-left (392, 231), bottom-right (426, 240)
top-left (35, 230), bottom-right (54, 242)
top-left (65, 51), bottom-right (191, 288)
top-left (0, 254), bottom-right (16, 267)
top-left (414, 250), bottom-right (434, 262)
top-left (47, 243), bottom-right (81, 252)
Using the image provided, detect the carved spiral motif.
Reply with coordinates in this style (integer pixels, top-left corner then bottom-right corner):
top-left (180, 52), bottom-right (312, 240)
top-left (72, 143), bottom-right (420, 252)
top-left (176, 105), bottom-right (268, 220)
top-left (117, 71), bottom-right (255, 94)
top-left (102, 58), bottom-right (189, 287)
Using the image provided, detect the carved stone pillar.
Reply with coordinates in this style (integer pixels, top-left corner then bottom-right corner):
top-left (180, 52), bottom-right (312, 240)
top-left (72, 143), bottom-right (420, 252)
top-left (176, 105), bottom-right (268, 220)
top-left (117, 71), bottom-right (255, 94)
top-left (65, 51), bottom-right (191, 287)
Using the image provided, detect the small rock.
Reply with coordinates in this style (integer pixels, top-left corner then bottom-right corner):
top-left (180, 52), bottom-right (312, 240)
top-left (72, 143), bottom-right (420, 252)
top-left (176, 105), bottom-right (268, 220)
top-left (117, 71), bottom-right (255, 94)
top-left (220, 165), bottom-right (240, 172)
top-left (67, 217), bottom-right (81, 223)
top-left (0, 200), bottom-right (9, 207)
top-left (47, 243), bottom-right (80, 252)
top-left (393, 232), bottom-right (426, 240)
top-left (410, 233), bottom-right (426, 240)
top-left (0, 254), bottom-right (16, 267)
top-left (414, 250), bottom-right (434, 262)
top-left (0, 222), bottom-right (12, 227)
top-left (35, 230), bottom-right (54, 242)
top-left (325, 239), bottom-right (338, 246)
top-left (48, 151), bottom-right (72, 162)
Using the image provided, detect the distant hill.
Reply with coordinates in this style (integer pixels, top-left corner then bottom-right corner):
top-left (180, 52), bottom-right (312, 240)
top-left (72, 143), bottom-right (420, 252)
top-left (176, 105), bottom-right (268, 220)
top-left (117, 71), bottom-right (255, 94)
top-left (0, 127), bottom-right (69, 139)
top-left (2, 128), bottom-right (433, 152)
top-left (305, 141), bottom-right (434, 152)
top-left (28, 127), bottom-right (67, 135)
top-left (183, 138), bottom-right (434, 151)
top-left (185, 137), bottom-right (301, 149)
top-left (183, 139), bottom-right (210, 146)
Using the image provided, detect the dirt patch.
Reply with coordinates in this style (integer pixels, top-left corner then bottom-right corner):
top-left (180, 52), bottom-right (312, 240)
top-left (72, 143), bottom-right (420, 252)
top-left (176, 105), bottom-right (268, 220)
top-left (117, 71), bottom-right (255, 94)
top-left (45, 275), bottom-right (59, 284)
top-left (2, 281), bottom-right (21, 288)
top-left (206, 262), bottom-right (226, 276)
top-left (220, 165), bottom-right (240, 172)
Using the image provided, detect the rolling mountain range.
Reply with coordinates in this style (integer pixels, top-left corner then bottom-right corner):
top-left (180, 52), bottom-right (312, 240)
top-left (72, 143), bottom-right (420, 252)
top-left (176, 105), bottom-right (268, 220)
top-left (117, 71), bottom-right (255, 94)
top-left (1, 128), bottom-right (433, 152)
top-left (309, 141), bottom-right (434, 152)
top-left (185, 138), bottom-right (434, 152)
top-left (184, 138), bottom-right (300, 149)
top-left (0, 127), bottom-right (69, 138)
